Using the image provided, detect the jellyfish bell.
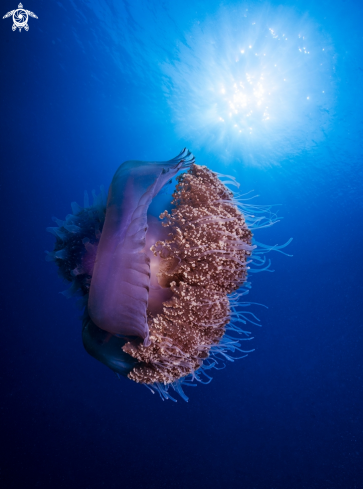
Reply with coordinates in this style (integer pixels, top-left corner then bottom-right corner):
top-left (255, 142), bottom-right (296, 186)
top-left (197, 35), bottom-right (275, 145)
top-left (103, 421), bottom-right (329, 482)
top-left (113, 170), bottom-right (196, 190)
top-left (88, 152), bottom-right (191, 344)
top-left (82, 318), bottom-right (138, 378)
top-left (46, 149), bottom-right (291, 401)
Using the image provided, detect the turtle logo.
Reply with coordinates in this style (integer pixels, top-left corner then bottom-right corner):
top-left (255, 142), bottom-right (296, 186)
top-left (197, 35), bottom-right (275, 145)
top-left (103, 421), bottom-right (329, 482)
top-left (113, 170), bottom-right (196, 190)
top-left (3, 3), bottom-right (38, 32)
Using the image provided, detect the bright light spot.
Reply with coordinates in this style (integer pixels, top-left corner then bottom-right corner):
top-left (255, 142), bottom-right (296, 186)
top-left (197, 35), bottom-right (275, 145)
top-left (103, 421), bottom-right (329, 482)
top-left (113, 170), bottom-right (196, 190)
top-left (163, 5), bottom-right (335, 166)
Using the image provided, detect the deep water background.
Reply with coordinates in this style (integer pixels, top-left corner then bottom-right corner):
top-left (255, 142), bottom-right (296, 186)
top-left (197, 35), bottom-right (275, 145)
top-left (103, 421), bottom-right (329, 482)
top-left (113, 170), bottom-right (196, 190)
top-left (1, 1), bottom-right (362, 488)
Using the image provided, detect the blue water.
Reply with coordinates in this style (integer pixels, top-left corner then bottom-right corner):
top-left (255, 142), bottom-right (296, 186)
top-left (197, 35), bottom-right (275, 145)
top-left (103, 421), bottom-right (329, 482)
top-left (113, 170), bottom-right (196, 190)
top-left (1, 0), bottom-right (362, 487)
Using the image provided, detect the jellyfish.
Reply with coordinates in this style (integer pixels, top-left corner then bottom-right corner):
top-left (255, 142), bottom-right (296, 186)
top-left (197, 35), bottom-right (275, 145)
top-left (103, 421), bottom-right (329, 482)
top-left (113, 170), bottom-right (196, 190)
top-left (46, 149), bottom-right (291, 401)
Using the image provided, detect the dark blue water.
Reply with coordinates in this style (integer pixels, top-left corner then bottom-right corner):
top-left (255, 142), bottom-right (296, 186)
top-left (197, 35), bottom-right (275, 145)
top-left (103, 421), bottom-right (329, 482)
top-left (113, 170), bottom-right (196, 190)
top-left (1, 1), bottom-right (362, 488)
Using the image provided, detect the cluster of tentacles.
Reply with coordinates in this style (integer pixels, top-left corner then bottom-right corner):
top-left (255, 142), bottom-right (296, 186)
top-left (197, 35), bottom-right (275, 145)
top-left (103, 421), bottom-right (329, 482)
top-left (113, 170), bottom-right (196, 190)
top-left (123, 164), bottom-right (253, 384)
top-left (46, 189), bottom-right (106, 298)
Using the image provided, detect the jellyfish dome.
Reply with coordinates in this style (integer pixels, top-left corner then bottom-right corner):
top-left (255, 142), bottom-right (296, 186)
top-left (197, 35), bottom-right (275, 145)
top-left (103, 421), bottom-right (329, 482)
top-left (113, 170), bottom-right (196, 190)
top-left (46, 149), bottom-right (290, 401)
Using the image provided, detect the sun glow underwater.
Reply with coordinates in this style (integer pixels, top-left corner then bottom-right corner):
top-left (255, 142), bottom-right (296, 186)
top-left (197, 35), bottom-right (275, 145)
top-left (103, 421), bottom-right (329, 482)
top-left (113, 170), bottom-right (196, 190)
top-left (163, 5), bottom-right (335, 166)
